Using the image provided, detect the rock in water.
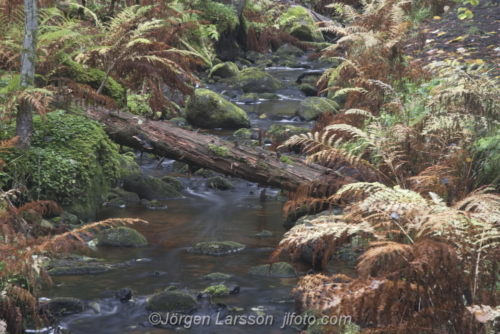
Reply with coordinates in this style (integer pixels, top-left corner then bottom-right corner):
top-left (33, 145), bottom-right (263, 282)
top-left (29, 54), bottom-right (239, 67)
top-left (295, 97), bottom-right (339, 121)
top-left (186, 89), bottom-right (251, 129)
top-left (224, 68), bottom-right (285, 93)
top-left (97, 227), bottom-right (148, 247)
top-left (248, 262), bottom-right (297, 277)
top-left (209, 62), bottom-right (240, 78)
top-left (146, 291), bottom-right (198, 313)
top-left (189, 241), bottom-right (245, 255)
top-left (123, 175), bottom-right (183, 200)
top-left (44, 297), bottom-right (86, 315)
top-left (206, 176), bottom-right (235, 190)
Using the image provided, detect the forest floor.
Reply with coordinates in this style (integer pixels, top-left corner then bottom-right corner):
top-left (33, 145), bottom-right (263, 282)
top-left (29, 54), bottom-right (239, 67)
top-left (404, 2), bottom-right (500, 78)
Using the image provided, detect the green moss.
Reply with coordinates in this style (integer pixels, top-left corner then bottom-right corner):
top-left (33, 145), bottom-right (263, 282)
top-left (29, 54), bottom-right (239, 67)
top-left (296, 97), bottom-right (338, 121)
top-left (209, 62), bottom-right (240, 78)
top-left (224, 68), bottom-right (285, 93)
top-left (280, 156), bottom-right (294, 165)
top-left (267, 124), bottom-right (310, 138)
top-left (255, 230), bottom-right (273, 237)
top-left (186, 89), bottom-right (251, 129)
top-left (109, 188), bottom-right (140, 202)
top-left (147, 200), bottom-right (167, 209)
top-left (123, 175), bottom-right (183, 200)
top-left (248, 262), bottom-right (296, 278)
top-left (194, 168), bottom-right (215, 178)
top-left (160, 176), bottom-right (183, 191)
top-left (259, 93), bottom-right (281, 100)
top-left (1, 110), bottom-right (120, 222)
top-left (146, 291), bottom-right (198, 313)
top-left (281, 7), bottom-right (324, 42)
top-left (205, 284), bottom-right (229, 296)
top-left (208, 144), bottom-right (230, 157)
top-left (202, 272), bottom-right (231, 280)
top-left (257, 161), bottom-right (269, 169)
top-left (206, 176), bottom-right (234, 190)
top-left (233, 128), bottom-right (252, 139)
top-left (195, 0), bottom-right (239, 34)
top-left (97, 227), bottom-right (148, 247)
top-left (189, 241), bottom-right (245, 255)
top-left (172, 161), bottom-right (189, 173)
top-left (63, 59), bottom-right (125, 106)
top-left (239, 93), bottom-right (259, 102)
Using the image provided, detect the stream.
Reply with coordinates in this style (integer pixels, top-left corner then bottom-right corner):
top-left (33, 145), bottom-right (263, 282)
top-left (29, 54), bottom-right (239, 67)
top-left (39, 56), bottom-right (348, 334)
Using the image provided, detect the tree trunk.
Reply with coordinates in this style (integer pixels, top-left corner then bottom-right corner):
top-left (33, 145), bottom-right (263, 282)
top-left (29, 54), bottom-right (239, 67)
top-left (16, 0), bottom-right (38, 150)
top-left (86, 109), bottom-right (330, 192)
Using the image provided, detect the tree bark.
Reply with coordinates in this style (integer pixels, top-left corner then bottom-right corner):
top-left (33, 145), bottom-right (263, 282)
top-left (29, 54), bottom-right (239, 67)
top-left (16, 0), bottom-right (38, 149)
top-left (86, 109), bottom-right (329, 192)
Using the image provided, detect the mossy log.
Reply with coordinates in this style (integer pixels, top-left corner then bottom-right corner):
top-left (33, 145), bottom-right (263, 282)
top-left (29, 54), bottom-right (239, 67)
top-left (85, 110), bottom-right (330, 193)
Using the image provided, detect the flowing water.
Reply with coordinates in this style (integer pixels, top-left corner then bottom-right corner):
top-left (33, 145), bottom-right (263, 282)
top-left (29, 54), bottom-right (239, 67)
top-left (38, 58), bottom-right (352, 334)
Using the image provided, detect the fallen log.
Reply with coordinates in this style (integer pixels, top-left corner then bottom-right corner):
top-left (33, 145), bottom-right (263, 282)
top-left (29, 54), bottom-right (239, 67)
top-left (86, 109), bottom-right (327, 192)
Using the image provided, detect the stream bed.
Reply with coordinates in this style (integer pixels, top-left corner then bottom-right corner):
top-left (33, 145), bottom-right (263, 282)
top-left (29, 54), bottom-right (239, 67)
top-left (39, 57), bottom-right (347, 334)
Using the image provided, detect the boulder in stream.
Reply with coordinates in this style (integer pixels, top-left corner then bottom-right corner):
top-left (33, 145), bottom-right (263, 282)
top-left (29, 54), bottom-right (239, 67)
top-left (276, 43), bottom-right (305, 57)
top-left (282, 7), bottom-right (324, 42)
top-left (295, 97), bottom-right (339, 121)
top-left (202, 272), bottom-right (231, 280)
top-left (189, 241), bottom-right (245, 255)
top-left (209, 62), bottom-right (240, 78)
top-left (205, 284), bottom-right (230, 297)
top-left (160, 176), bottom-right (183, 191)
top-left (146, 291), bottom-right (198, 313)
top-left (186, 89), bottom-right (251, 129)
top-left (97, 227), bottom-right (148, 247)
top-left (225, 68), bottom-right (285, 93)
top-left (248, 262), bottom-right (297, 278)
top-left (206, 176), bottom-right (235, 190)
top-left (43, 297), bottom-right (86, 315)
top-left (123, 175), bottom-right (183, 200)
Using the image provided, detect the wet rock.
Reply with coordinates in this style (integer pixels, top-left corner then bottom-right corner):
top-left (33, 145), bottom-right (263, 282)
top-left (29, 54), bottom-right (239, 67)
top-left (165, 285), bottom-right (178, 291)
top-left (189, 241), bottom-right (245, 255)
top-left (107, 197), bottom-right (126, 208)
top-left (146, 291), bottom-right (198, 313)
top-left (60, 211), bottom-right (79, 225)
top-left (224, 68), bottom-right (285, 93)
top-left (238, 93), bottom-right (259, 103)
top-left (267, 124), bottom-right (310, 139)
top-left (245, 51), bottom-right (268, 63)
top-left (186, 89), bottom-right (251, 129)
top-left (44, 297), bottom-right (85, 315)
top-left (147, 200), bottom-right (167, 210)
top-left (259, 93), bottom-right (281, 100)
top-left (123, 175), bottom-right (183, 200)
top-left (109, 188), bottom-right (140, 202)
top-left (276, 44), bottom-right (305, 57)
top-left (205, 284), bottom-right (230, 296)
top-left (202, 272), bottom-right (231, 280)
top-left (194, 168), bottom-right (215, 178)
top-left (160, 176), bottom-right (183, 191)
top-left (229, 286), bottom-right (240, 294)
top-left (140, 199), bottom-right (151, 205)
top-left (209, 62), bottom-right (240, 78)
top-left (233, 128), bottom-right (252, 139)
top-left (172, 161), bottom-right (189, 173)
top-left (297, 83), bottom-right (318, 97)
top-left (89, 302), bottom-right (101, 314)
top-left (248, 262), bottom-right (297, 278)
top-left (97, 227), bottom-right (148, 247)
top-left (206, 176), bottom-right (235, 190)
top-left (48, 265), bottom-right (109, 275)
top-left (296, 97), bottom-right (339, 121)
top-left (116, 288), bottom-right (133, 302)
top-left (255, 230), bottom-right (273, 237)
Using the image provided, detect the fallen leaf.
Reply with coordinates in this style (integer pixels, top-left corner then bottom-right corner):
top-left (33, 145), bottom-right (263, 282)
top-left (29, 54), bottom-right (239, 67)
top-left (447, 36), bottom-right (466, 43)
top-left (433, 16), bottom-right (441, 19)
top-left (437, 32), bottom-right (447, 36)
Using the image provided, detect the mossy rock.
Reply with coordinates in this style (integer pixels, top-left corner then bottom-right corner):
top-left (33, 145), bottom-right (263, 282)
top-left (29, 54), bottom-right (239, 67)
top-left (107, 197), bottom-right (126, 208)
top-left (44, 297), bottom-right (86, 315)
top-left (224, 68), bottom-right (285, 93)
top-left (48, 265), bottom-right (109, 276)
top-left (296, 97), bottom-right (338, 121)
top-left (297, 83), bottom-right (318, 97)
top-left (202, 272), bottom-right (231, 280)
top-left (165, 285), bottom-right (178, 291)
top-left (189, 241), bottom-right (245, 255)
top-left (276, 44), bottom-right (305, 57)
top-left (62, 59), bottom-right (125, 105)
top-left (283, 7), bottom-right (324, 43)
top-left (146, 291), bottom-right (198, 313)
top-left (239, 93), bottom-right (259, 103)
top-left (186, 89), bottom-right (251, 129)
top-left (295, 208), bottom-right (342, 226)
top-left (255, 230), bottom-right (273, 237)
top-left (268, 124), bottom-right (310, 138)
top-left (172, 161), bottom-right (189, 173)
top-left (233, 128), bottom-right (252, 139)
top-left (245, 51), bottom-right (268, 63)
top-left (194, 168), bottom-right (215, 178)
top-left (118, 154), bottom-right (142, 180)
top-left (97, 227), bottom-right (148, 247)
top-left (0, 111), bottom-right (121, 222)
top-left (123, 175), bottom-right (183, 200)
top-left (169, 117), bottom-right (188, 126)
top-left (248, 262), bottom-right (296, 278)
top-left (209, 62), bottom-right (240, 78)
top-left (60, 211), bottom-right (79, 225)
top-left (109, 188), bottom-right (140, 202)
top-left (205, 284), bottom-right (229, 296)
top-left (259, 93), bottom-right (281, 100)
top-left (160, 176), bottom-right (183, 192)
top-left (206, 176), bottom-right (235, 190)
top-left (147, 200), bottom-right (167, 210)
